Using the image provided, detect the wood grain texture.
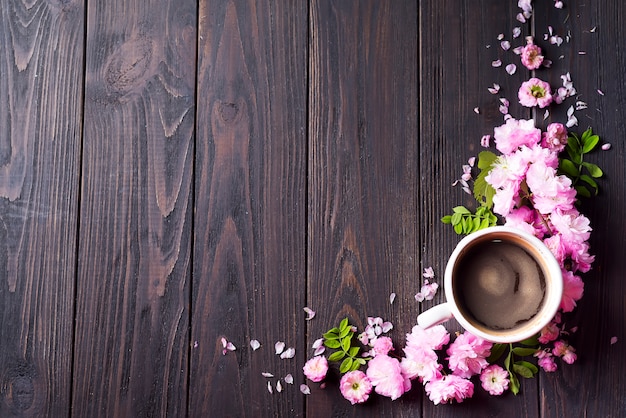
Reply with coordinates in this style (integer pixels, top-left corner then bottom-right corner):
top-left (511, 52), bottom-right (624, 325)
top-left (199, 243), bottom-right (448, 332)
top-left (189, 0), bottom-right (307, 416)
top-left (72, 0), bottom-right (196, 416)
top-left (534, 2), bottom-right (626, 417)
top-left (0, 0), bottom-right (83, 416)
top-left (419, 1), bottom-right (538, 416)
top-left (308, 0), bottom-right (419, 415)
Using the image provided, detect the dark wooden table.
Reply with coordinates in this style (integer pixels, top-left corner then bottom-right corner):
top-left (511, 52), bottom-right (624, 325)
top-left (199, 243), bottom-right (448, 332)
top-left (1, 0), bottom-right (624, 416)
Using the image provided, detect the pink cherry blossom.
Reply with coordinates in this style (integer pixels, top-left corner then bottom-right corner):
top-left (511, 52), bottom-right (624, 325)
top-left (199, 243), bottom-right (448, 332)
top-left (521, 42), bottom-right (544, 70)
top-left (541, 123), bottom-right (568, 152)
top-left (493, 118), bottom-right (541, 155)
top-left (553, 341), bottom-right (577, 364)
top-left (550, 210), bottom-right (592, 243)
top-left (373, 336), bottom-right (394, 357)
top-left (401, 345), bottom-right (442, 383)
top-left (447, 332), bottom-right (492, 378)
top-left (537, 354), bottom-right (558, 372)
top-left (405, 324), bottom-right (450, 351)
top-left (366, 354), bottom-right (409, 400)
top-left (480, 365), bottom-right (510, 395)
top-left (519, 78), bottom-right (553, 108)
top-left (560, 270), bottom-right (584, 313)
top-left (303, 356), bottom-right (328, 382)
top-left (415, 280), bottom-right (439, 302)
top-left (539, 321), bottom-right (561, 344)
top-left (424, 374), bottom-right (474, 405)
top-left (340, 370), bottom-right (373, 405)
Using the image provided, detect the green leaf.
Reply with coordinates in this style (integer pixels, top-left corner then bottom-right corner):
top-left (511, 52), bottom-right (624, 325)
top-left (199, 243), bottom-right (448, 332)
top-left (582, 162), bottom-right (603, 178)
top-left (328, 350), bottom-right (345, 362)
top-left (487, 343), bottom-right (507, 363)
top-left (341, 336), bottom-right (352, 352)
top-left (515, 360), bottom-right (539, 375)
top-left (477, 150), bottom-right (498, 169)
top-left (575, 185), bottom-right (592, 198)
top-left (582, 134), bottom-right (600, 153)
top-left (339, 318), bottom-right (349, 332)
top-left (324, 339), bottom-right (341, 349)
top-left (348, 346), bottom-right (360, 357)
top-left (453, 222), bottom-right (463, 234)
top-left (451, 212), bottom-right (462, 225)
top-left (559, 159), bottom-right (580, 178)
top-left (508, 371), bottom-right (520, 395)
top-left (474, 171), bottom-right (496, 207)
top-left (504, 351), bottom-right (512, 371)
top-left (350, 360), bottom-right (361, 371)
top-left (480, 218), bottom-right (490, 230)
top-left (339, 357), bottom-right (353, 374)
top-left (461, 217), bottom-right (469, 234)
top-left (325, 327), bottom-right (339, 336)
top-left (356, 358), bottom-right (367, 365)
top-left (512, 363), bottom-right (534, 378)
top-left (472, 217), bottom-right (481, 231)
top-left (511, 347), bottom-right (538, 357)
top-left (339, 325), bottom-right (352, 338)
top-left (452, 206), bottom-right (471, 214)
top-left (518, 335), bottom-right (540, 347)
top-left (441, 215), bottom-right (452, 224)
top-left (579, 174), bottom-right (599, 194)
top-left (581, 127), bottom-right (593, 143)
top-left (568, 133), bottom-right (581, 151)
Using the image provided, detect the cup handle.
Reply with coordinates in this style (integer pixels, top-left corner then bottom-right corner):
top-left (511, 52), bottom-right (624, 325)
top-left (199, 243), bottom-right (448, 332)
top-left (417, 303), bottom-right (454, 329)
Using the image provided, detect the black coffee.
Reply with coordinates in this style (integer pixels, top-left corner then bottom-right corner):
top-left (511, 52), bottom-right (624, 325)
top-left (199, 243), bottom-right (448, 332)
top-left (455, 238), bottom-right (546, 330)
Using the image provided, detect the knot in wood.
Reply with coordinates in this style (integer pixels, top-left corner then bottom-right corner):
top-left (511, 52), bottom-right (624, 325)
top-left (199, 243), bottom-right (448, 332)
top-left (218, 102), bottom-right (239, 122)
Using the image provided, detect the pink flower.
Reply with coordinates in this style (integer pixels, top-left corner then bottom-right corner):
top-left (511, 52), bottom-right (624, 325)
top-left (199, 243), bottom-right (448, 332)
top-left (447, 332), bottom-right (492, 378)
top-left (405, 325), bottom-right (450, 351)
top-left (493, 118), bottom-right (541, 155)
top-left (518, 78), bottom-right (553, 108)
top-left (480, 365), bottom-right (510, 395)
top-left (492, 183), bottom-right (519, 217)
top-left (537, 354), bottom-right (558, 372)
top-left (303, 356), bottom-right (328, 382)
top-left (560, 270), bottom-right (584, 313)
top-left (550, 210), bottom-right (592, 243)
top-left (553, 341), bottom-right (577, 364)
top-left (424, 375), bottom-right (474, 405)
top-left (521, 42), bottom-right (544, 70)
top-left (541, 123), bottom-right (568, 152)
top-left (401, 345), bottom-right (442, 383)
top-left (366, 354), bottom-right (409, 400)
top-left (372, 336), bottom-right (394, 357)
top-left (415, 280), bottom-right (439, 302)
top-left (340, 370), bottom-right (373, 405)
top-left (539, 321), bottom-right (561, 344)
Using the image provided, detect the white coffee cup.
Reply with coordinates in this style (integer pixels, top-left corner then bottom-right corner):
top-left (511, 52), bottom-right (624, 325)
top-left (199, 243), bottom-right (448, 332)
top-left (417, 226), bottom-right (563, 343)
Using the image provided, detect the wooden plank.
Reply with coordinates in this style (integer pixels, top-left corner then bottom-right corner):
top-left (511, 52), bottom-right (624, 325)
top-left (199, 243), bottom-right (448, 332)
top-left (533, 2), bottom-right (626, 417)
top-left (0, 1), bottom-right (84, 416)
top-left (72, 1), bottom-right (196, 416)
top-left (189, 0), bottom-right (307, 416)
top-left (308, 0), bottom-right (419, 415)
top-left (419, 0), bottom-right (540, 416)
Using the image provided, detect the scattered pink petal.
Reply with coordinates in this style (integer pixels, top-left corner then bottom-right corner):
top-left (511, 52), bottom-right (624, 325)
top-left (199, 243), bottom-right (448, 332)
top-left (221, 338), bottom-right (236, 355)
top-left (513, 27), bottom-right (522, 38)
top-left (597, 89), bottom-right (605, 96)
top-left (497, 33), bottom-right (504, 40)
top-left (516, 13), bottom-right (526, 23)
top-left (250, 339), bottom-right (261, 351)
top-left (544, 109), bottom-right (550, 120)
top-left (382, 321), bottom-right (394, 333)
top-left (300, 384), bottom-right (311, 395)
top-left (221, 337), bottom-right (228, 348)
top-left (513, 45), bottom-right (524, 55)
top-left (501, 40), bottom-right (511, 51)
top-left (611, 336), bottom-right (618, 345)
top-left (505, 63), bottom-right (517, 75)
top-left (389, 292), bottom-right (396, 305)
top-left (578, 51), bottom-right (586, 55)
top-left (473, 107), bottom-right (480, 114)
top-left (268, 381), bottom-right (273, 394)
top-left (492, 59), bottom-right (502, 68)
top-left (423, 267), bottom-right (435, 279)
top-left (284, 374), bottom-right (294, 384)
top-left (193, 341), bottom-right (198, 348)
top-left (555, 1), bottom-right (563, 8)
top-left (481, 135), bottom-right (491, 148)
top-left (226, 342), bottom-right (236, 351)
top-left (280, 347), bottom-right (296, 359)
top-left (488, 83), bottom-right (500, 94)
top-left (313, 346), bottom-right (325, 356)
top-left (276, 381), bottom-right (283, 393)
top-left (303, 307), bottom-right (316, 321)
top-left (320, 382), bottom-right (327, 389)
top-left (262, 372), bottom-right (274, 378)
top-left (590, 26), bottom-right (597, 33)
top-left (601, 143), bottom-right (611, 151)
top-left (275, 341), bottom-right (285, 355)
top-left (468, 156), bottom-right (476, 167)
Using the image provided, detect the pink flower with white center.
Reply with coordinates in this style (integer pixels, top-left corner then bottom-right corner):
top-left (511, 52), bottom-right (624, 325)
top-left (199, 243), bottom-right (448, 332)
top-left (521, 42), bottom-right (544, 70)
top-left (405, 324), bottom-right (450, 351)
top-left (373, 336), bottom-right (394, 357)
top-left (539, 321), bottom-right (561, 344)
top-left (340, 370), bottom-right (373, 405)
top-left (492, 183), bottom-right (520, 217)
top-left (550, 210), bottom-right (592, 243)
top-left (553, 341), bottom-right (577, 364)
top-left (560, 270), bottom-right (584, 313)
top-left (493, 118), bottom-right (541, 155)
top-left (480, 365), bottom-right (510, 395)
top-left (531, 178), bottom-right (577, 215)
top-left (425, 375), bottom-right (474, 405)
top-left (517, 143), bottom-right (559, 169)
top-left (303, 356), bottom-right (328, 382)
top-left (366, 354), bottom-right (409, 400)
top-left (519, 78), bottom-right (553, 108)
top-left (415, 280), bottom-right (439, 302)
top-left (537, 355), bottom-right (558, 372)
top-left (541, 123), bottom-right (569, 152)
top-left (401, 346), bottom-right (442, 383)
top-left (447, 332), bottom-right (492, 378)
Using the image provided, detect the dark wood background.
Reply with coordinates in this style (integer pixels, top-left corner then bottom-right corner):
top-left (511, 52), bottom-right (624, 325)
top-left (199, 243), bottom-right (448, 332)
top-left (0, 0), bottom-right (624, 416)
